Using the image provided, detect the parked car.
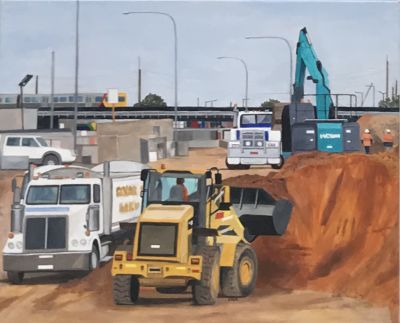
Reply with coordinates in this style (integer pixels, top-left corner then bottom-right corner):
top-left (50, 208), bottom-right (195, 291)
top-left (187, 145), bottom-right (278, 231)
top-left (1, 135), bottom-right (76, 165)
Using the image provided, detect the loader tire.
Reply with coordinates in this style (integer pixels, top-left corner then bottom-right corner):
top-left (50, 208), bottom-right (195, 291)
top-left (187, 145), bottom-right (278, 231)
top-left (7, 271), bottom-right (24, 285)
top-left (112, 275), bottom-right (139, 305)
top-left (221, 243), bottom-right (258, 298)
top-left (192, 246), bottom-right (220, 305)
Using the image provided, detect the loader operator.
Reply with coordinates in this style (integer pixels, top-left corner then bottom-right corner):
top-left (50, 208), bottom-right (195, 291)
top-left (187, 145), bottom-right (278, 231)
top-left (169, 178), bottom-right (189, 201)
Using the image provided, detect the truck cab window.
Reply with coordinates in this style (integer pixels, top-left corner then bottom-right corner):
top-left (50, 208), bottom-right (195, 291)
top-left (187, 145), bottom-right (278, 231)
top-left (27, 186), bottom-right (59, 205)
top-left (6, 137), bottom-right (20, 146)
top-left (22, 138), bottom-right (39, 147)
top-left (60, 185), bottom-right (90, 204)
top-left (93, 184), bottom-right (101, 203)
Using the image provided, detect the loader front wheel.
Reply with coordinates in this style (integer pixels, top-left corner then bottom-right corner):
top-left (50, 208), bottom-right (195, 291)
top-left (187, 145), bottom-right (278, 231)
top-left (192, 246), bottom-right (220, 305)
top-left (112, 275), bottom-right (139, 305)
top-left (221, 243), bottom-right (258, 298)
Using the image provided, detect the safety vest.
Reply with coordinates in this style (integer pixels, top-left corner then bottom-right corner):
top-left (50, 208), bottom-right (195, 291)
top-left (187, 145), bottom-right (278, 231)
top-left (383, 133), bottom-right (394, 143)
top-left (362, 133), bottom-right (373, 147)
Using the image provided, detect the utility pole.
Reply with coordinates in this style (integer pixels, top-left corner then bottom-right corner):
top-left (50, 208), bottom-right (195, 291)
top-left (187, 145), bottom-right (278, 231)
top-left (50, 51), bottom-right (55, 129)
top-left (386, 56), bottom-right (389, 99)
top-left (197, 97), bottom-right (200, 107)
top-left (137, 56), bottom-right (142, 104)
top-left (73, 0), bottom-right (80, 153)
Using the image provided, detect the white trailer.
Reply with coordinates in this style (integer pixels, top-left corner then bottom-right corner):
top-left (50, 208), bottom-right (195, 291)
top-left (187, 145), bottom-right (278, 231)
top-left (3, 161), bottom-right (146, 284)
top-left (226, 111), bottom-right (284, 169)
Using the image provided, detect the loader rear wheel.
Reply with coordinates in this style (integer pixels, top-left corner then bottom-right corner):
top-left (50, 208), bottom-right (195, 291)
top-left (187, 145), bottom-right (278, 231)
top-left (221, 243), bottom-right (258, 298)
top-left (112, 275), bottom-right (139, 305)
top-left (192, 246), bottom-right (220, 305)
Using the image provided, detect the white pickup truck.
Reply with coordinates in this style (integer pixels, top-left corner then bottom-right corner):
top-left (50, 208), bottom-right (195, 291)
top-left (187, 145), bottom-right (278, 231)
top-left (3, 161), bottom-right (145, 284)
top-left (0, 134), bottom-right (76, 166)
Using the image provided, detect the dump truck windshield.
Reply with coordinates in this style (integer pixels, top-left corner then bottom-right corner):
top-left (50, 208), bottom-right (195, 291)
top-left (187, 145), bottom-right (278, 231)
top-left (240, 114), bottom-right (272, 127)
top-left (148, 173), bottom-right (200, 203)
top-left (27, 184), bottom-right (90, 205)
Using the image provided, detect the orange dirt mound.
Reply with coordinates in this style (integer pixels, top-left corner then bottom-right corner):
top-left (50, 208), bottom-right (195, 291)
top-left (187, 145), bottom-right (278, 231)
top-left (224, 148), bottom-right (399, 321)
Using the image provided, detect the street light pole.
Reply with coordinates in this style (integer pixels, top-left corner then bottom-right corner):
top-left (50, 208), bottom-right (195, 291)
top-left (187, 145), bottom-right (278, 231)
top-left (245, 36), bottom-right (293, 101)
top-left (73, 0), bottom-right (80, 153)
top-left (217, 56), bottom-right (248, 110)
top-left (123, 11), bottom-right (178, 123)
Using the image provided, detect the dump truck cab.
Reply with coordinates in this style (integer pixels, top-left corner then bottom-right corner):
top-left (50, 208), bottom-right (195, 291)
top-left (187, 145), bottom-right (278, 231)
top-left (112, 168), bottom-right (293, 305)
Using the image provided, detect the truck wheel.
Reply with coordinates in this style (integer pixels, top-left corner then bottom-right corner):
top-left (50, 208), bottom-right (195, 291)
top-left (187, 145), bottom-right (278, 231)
top-left (112, 275), bottom-right (140, 305)
top-left (221, 243), bottom-right (258, 298)
top-left (7, 271), bottom-right (24, 284)
top-left (192, 246), bottom-right (220, 305)
top-left (225, 158), bottom-right (239, 170)
top-left (271, 155), bottom-right (284, 170)
top-left (43, 154), bottom-right (60, 166)
top-left (89, 245), bottom-right (99, 270)
top-left (156, 286), bottom-right (188, 294)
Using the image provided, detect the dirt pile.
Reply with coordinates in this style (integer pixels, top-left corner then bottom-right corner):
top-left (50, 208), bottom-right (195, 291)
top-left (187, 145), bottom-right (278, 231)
top-left (357, 114), bottom-right (399, 153)
top-left (224, 148), bottom-right (399, 320)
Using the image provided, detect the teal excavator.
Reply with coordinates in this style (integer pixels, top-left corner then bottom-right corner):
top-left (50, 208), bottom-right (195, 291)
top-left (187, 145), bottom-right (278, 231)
top-left (282, 27), bottom-right (360, 155)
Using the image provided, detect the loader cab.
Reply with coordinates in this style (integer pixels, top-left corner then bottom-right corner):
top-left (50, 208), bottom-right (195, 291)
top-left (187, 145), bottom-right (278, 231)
top-left (140, 169), bottom-right (221, 229)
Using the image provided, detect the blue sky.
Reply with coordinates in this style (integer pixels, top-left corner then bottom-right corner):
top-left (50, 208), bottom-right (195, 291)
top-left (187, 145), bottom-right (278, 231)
top-left (0, 0), bottom-right (399, 106)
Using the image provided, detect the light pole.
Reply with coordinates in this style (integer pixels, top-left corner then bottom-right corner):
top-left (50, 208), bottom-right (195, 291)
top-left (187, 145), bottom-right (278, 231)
top-left (123, 11), bottom-right (178, 123)
top-left (245, 36), bottom-right (293, 101)
top-left (355, 91), bottom-right (364, 107)
top-left (73, 0), bottom-right (80, 153)
top-left (378, 91), bottom-right (385, 102)
top-left (217, 56), bottom-right (248, 110)
top-left (205, 99), bottom-right (218, 107)
top-left (18, 74), bottom-right (33, 130)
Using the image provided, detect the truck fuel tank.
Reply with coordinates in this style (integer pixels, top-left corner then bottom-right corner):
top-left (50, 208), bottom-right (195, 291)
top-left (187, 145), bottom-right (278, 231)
top-left (229, 187), bottom-right (293, 242)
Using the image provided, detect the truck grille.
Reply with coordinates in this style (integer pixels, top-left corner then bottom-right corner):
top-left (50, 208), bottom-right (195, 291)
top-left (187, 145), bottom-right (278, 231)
top-left (25, 217), bottom-right (67, 251)
top-left (138, 223), bottom-right (177, 257)
top-left (242, 131), bottom-right (265, 148)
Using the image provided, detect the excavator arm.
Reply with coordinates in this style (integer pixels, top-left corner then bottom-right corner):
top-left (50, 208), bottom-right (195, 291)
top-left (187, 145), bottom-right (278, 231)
top-left (292, 27), bottom-right (333, 119)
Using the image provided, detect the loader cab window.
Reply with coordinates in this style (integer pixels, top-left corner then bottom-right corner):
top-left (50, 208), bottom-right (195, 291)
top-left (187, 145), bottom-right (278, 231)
top-left (148, 173), bottom-right (200, 203)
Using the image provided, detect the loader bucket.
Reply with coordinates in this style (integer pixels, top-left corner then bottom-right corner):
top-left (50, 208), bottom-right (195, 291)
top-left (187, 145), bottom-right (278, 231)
top-left (229, 187), bottom-right (293, 241)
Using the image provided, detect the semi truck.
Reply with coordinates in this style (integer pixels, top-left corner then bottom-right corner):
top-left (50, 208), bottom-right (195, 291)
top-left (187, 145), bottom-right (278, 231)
top-left (111, 167), bottom-right (293, 305)
top-left (226, 110), bottom-right (284, 170)
top-left (3, 160), bottom-right (146, 284)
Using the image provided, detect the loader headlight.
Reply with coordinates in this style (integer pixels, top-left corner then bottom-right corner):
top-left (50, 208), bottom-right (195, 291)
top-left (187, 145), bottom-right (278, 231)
top-left (71, 239), bottom-right (79, 247)
top-left (244, 140), bottom-right (252, 147)
top-left (256, 141), bottom-right (264, 147)
top-left (7, 242), bottom-right (15, 249)
top-left (80, 239), bottom-right (87, 246)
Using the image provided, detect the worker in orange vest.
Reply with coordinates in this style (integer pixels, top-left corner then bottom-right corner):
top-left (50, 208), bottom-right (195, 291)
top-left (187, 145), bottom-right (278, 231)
top-left (383, 129), bottom-right (394, 150)
top-left (361, 129), bottom-right (373, 154)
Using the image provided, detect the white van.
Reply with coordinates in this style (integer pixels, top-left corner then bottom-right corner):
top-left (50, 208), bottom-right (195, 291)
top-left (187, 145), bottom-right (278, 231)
top-left (1, 135), bottom-right (76, 165)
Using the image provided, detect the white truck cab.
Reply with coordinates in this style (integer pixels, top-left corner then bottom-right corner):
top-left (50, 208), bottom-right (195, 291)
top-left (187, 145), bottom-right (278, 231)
top-left (3, 161), bottom-right (145, 284)
top-left (1, 135), bottom-right (76, 166)
top-left (226, 111), bottom-right (284, 169)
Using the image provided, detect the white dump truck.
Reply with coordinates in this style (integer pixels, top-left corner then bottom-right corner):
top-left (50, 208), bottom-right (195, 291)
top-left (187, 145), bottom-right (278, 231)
top-left (226, 110), bottom-right (284, 169)
top-left (3, 160), bottom-right (145, 284)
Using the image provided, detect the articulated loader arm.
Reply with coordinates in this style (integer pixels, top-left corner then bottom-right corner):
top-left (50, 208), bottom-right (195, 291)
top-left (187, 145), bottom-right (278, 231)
top-left (228, 187), bottom-right (293, 241)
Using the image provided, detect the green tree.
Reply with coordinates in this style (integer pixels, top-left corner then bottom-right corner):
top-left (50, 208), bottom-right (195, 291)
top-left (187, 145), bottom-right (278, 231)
top-left (260, 98), bottom-right (280, 109)
top-left (134, 93), bottom-right (167, 108)
top-left (378, 96), bottom-right (400, 108)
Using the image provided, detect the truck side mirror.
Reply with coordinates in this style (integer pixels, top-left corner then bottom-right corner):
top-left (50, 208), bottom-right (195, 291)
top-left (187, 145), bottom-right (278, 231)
top-left (86, 205), bottom-right (100, 231)
top-left (215, 173), bottom-right (222, 185)
top-left (140, 169), bottom-right (149, 182)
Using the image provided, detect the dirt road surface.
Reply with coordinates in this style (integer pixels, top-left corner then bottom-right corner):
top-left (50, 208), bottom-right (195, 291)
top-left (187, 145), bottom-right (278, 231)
top-left (0, 147), bottom-right (395, 322)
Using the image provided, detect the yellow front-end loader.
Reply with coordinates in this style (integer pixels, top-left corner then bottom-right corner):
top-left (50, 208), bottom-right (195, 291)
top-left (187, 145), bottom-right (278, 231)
top-left (111, 168), bottom-right (292, 305)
